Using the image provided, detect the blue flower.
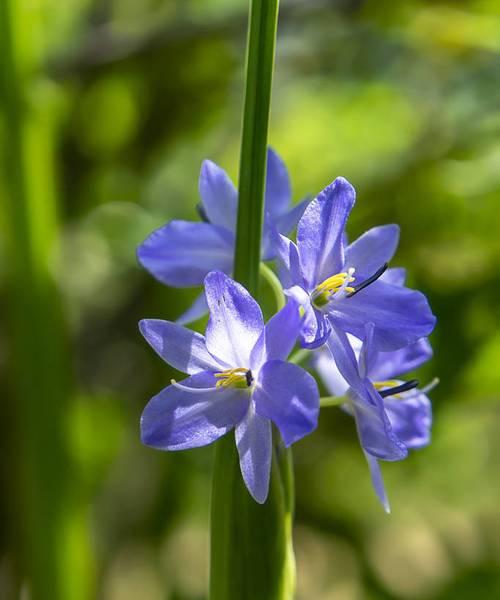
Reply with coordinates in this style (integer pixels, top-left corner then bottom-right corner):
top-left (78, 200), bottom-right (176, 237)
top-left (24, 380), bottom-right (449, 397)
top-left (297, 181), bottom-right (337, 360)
top-left (137, 148), bottom-right (307, 324)
top-left (315, 322), bottom-right (434, 512)
top-left (139, 271), bottom-right (319, 503)
top-left (273, 177), bottom-right (436, 350)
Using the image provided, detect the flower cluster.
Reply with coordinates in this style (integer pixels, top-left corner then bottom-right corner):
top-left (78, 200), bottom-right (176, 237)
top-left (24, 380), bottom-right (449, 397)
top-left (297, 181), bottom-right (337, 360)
top-left (137, 149), bottom-right (437, 509)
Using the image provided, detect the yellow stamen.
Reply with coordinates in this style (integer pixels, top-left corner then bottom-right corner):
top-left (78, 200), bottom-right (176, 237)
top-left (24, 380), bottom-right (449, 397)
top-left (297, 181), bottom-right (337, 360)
top-left (374, 380), bottom-right (401, 390)
top-left (215, 367), bottom-right (251, 389)
top-left (312, 268), bottom-right (356, 307)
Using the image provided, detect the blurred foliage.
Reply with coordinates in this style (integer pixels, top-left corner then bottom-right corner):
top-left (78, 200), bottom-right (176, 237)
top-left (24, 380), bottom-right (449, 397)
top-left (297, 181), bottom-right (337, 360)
top-left (1, 0), bottom-right (500, 599)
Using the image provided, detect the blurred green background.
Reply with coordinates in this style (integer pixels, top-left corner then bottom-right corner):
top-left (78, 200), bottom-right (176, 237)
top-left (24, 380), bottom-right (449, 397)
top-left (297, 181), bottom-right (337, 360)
top-left (1, 0), bottom-right (500, 598)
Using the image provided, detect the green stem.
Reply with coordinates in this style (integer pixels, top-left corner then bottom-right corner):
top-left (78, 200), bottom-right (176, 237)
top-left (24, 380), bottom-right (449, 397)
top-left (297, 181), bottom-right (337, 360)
top-left (210, 1), bottom-right (294, 600)
top-left (289, 347), bottom-right (311, 365)
top-left (260, 262), bottom-right (286, 311)
top-left (320, 396), bottom-right (347, 408)
top-left (233, 0), bottom-right (279, 294)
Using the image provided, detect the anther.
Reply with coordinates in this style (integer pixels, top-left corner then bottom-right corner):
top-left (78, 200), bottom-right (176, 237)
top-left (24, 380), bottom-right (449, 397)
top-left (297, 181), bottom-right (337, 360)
top-left (245, 370), bottom-right (254, 387)
top-left (346, 263), bottom-right (388, 298)
top-left (379, 379), bottom-right (419, 398)
top-left (196, 203), bottom-right (210, 223)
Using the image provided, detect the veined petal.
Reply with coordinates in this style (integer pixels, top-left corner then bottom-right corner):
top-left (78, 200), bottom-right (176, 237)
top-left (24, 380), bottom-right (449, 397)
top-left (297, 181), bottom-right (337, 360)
top-left (329, 280), bottom-right (436, 351)
top-left (351, 382), bottom-right (408, 461)
top-left (384, 393), bottom-right (432, 449)
top-left (204, 271), bottom-right (264, 367)
top-left (199, 160), bottom-right (238, 231)
top-left (271, 230), bottom-right (304, 289)
top-left (250, 299), bottom-right (302, 370)
top-left (297, 177), bottom-right (355, 289)
top-left (137, 220), bottom-right (234, 287)
top-left (264, 147), bottom-right (291, 219)
top-left (176, 292), bottom-right (209, 326)
top-left (345, 225), bottom-right (400, 279)
top-left (139, 319), bottom-right (228, 374)
top-left (358, 323), bottom-right (376, 380)
top-left (369, 338), bottom-right (433, 381)
top-left (141, 372), bottom-right (249, 450)
top-left (235, 402), bottom-right (272, 504)
top-left (364, 452), bottom-right (391, 513)
top-left (254, 360), bottom-right (319, 447)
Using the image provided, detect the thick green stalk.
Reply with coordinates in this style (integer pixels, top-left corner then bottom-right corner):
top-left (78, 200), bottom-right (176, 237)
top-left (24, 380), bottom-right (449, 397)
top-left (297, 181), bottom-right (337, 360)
top-left (210, 1), bottom-right (296, 599)
top-left (0, 2), bottom-right (93, 598)
top-left (233, 0), bottom-right (279, 294)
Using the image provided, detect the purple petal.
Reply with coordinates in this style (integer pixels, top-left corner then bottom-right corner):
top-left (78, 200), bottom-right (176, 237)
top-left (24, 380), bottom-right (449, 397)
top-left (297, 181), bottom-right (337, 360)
top-left (286, 286), bottom-right (330, 348)
top-left (345, 225), bottom-right (400, 279)
top-left (176, 292), bottom-right (209, 326)
top-left (199, 160), bottom-right (238, 231)
top-left (351, 382), bottom-right (408, 461)
top-left (137, 220), bottom-right (234, 287)
top-left (254, 360), bottom-right (319, 447)
top-left (312, 346), bottom-right (350, 397)
top-left (270, 230), bottom-right (304, 288)
top-left (262, 199), bottom-right (308, 261)
top-left (358, 323), bottom-right (376, 379)
top-left (329, 280), bottom-right (436, 351)
top-left (381, 267), bottom-right (406, 286)
top-left (297, 177), bottom-right (355, 289)
top-left (274, 198), bottom-right (309, 236)
top-left (204, 271), bottom-right (264, 367)
top-left (369, 338), bottom-right (433, 381)
top-left (139, 319), bottom-right (227, 374)
top-left (325, 323), bottom-right (365, 397)
top-left (250, 299), bottom-right (302, 369)
top-left (364, 452), bottom-right (391, 513)
top-left (264, 148), bottom-right (291, 219)
top-left (384, 393), bottom-right (432, 449)
top-left (235, 403), bottom-right (272, 503)
top-left (141, 372), bottom-right (249, 450)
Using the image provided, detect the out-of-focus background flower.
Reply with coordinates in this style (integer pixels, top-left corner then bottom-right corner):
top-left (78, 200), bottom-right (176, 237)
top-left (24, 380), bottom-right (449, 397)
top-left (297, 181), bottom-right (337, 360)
top-left (1, 0), bottom-right (500, 598)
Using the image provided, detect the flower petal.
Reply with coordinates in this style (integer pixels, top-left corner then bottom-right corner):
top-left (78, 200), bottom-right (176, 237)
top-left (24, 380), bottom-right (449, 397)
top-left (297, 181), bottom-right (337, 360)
top-left (297, 177), bottom-right (355, 289)
top-left (204, 271), bottom-right (264, 367)
top-left (325, 323), bottom-right (365, 397)
top-left (199, 160), bottom-right (238, 231)
top-left (137, 220), bottom-right (234, 287)
top-left (381, 267), bottom-right (406, 286)
top-left (369, 338), bottom-right (433, 381)
top-left (271, 231), bottom-right (304, 289)
top-left (286, 286), bottom-right (330, 348)
top-left (329, 280), bottom-right (436, 351)
top-left (312, 346), bottom-right (350, 397)
top-left (254, 360), bottom-right (319, 447)
top-left (384, 393), bottom-right (432, 449)
top-left (351, 382), bottom-right (408, 461)
top-left (345, 225), bottom-right (400, 279)
top-left (274, 198), bottom-right (309, 236)
top-left (235, 402), bottom-right (272, 503)
top-left (264, 147), bottom-right (291, 219)
top-left (141, 372), bottom-right (249, 450)
top-left (176, 292), bottom-right (209, 326)
top-left (250, 299), bottom-right (302, 369)
top-left (139, 319), bottom-right (227, 374)
top-left (364, 452), bottom-right (391, 513)
top-left (262, 199), bottom-right (308, 261)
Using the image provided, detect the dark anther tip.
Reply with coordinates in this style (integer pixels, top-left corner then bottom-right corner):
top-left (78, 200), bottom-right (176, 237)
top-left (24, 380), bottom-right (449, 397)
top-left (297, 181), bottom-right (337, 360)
top-left (379, 379), bottom-right (419, 398)
top-left (346, 262), bottom-right (389, 298)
